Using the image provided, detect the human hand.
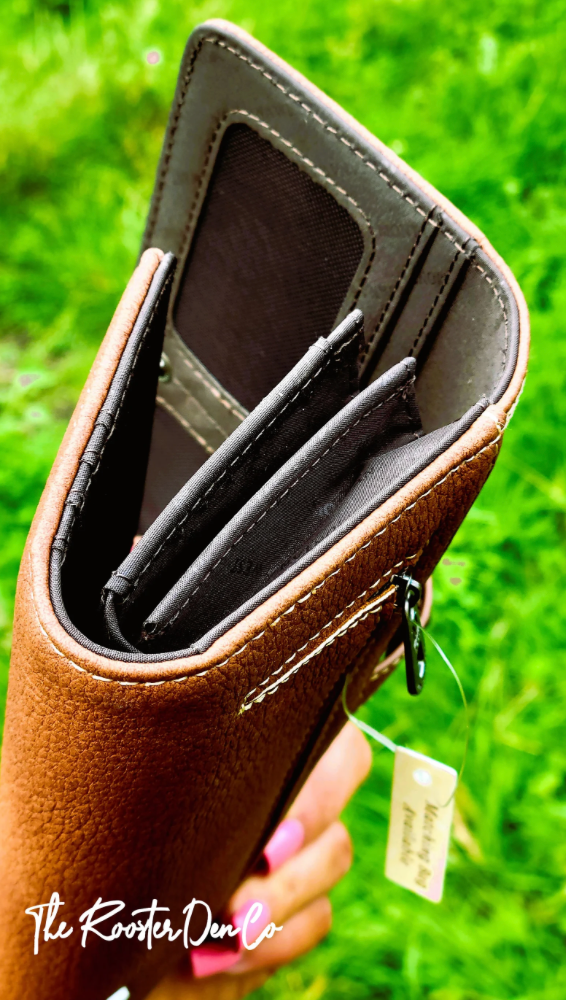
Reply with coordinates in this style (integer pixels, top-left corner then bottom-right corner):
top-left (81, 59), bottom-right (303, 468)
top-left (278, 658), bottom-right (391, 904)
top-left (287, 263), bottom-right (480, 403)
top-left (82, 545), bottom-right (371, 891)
top-left (147, 721), bottom-right (371, 1000)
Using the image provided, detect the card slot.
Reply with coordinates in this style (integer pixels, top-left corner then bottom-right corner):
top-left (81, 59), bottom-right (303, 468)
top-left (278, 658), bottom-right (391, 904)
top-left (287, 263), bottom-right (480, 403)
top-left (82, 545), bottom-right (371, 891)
top-left (361, 209), bottom-right (441, 382)
top-left (172, 396), bottom-right (488, 657)
top-left (140, 358), bottom-right (420, 653)
top-left (410, 252), bottom-right (471, 375)
top-left (103, 310), bottom-right (364, 647)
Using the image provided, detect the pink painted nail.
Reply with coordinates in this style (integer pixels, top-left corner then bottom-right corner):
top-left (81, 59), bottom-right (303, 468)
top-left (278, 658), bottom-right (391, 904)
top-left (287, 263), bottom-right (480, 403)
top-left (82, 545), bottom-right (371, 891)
top-left (191, 943), bottom-right (241, 978)
top-left (232, 899), bottom-right (271, 947)
top-left (190, 900), bottom-right (272, 978)
top-left (260, 818), bottom-right (305, 874)
top-left (224, 900), bottom-right (272, 973)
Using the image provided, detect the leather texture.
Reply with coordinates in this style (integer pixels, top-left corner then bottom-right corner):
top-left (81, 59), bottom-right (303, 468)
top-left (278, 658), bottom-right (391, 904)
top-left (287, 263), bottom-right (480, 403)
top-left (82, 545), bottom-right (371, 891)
top-left (0, 20), bottom-right (529, 1000)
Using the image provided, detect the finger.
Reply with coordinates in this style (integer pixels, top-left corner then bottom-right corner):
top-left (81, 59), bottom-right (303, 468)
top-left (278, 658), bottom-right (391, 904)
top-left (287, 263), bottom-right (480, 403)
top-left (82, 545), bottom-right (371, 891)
top-left (229, 897), bottom-right (332, 974)
top-left (147, 966), bottom-right (272, 1000)
top-left (287, 722), bottom-right (371, 844)
top-left (230, 820), bottom-right (352, 924)
top-left (250, 722), bottom-right (370, 879)
top-left (251, 722), bottom-right (370, 878)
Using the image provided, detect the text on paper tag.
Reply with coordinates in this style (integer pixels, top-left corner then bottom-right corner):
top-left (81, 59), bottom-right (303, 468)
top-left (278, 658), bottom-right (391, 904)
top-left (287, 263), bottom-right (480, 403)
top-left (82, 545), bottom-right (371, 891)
top-left (385, 745), bottom-right (457, 903)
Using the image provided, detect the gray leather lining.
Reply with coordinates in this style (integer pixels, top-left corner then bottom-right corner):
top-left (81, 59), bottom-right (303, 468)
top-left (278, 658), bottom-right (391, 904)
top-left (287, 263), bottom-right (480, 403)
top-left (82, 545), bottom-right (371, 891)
top-left (157, 328), bottom-right (247, 455)
top-left (142, 23), bottom-right (518, 426)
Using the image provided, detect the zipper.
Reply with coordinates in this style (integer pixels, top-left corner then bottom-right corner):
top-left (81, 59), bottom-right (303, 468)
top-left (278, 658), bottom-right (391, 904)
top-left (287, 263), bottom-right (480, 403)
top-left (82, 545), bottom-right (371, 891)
top-left (394, 572), bottom-right (426, 696)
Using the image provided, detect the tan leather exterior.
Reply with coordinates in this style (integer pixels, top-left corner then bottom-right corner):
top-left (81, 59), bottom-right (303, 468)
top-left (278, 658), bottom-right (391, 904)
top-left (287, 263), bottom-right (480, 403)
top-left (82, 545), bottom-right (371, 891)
top-left (0, 41), bottom-right (529, 1000)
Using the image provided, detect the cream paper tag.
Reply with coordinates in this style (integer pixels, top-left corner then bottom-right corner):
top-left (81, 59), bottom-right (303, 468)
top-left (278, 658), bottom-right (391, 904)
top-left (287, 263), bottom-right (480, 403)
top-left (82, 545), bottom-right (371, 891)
top-left (385, 746), bottom-right (457, 903)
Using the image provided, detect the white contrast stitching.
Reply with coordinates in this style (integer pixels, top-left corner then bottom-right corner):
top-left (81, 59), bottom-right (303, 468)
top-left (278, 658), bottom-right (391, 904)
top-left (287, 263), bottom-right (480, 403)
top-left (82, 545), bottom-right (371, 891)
top-left (196, 37), bottom-right (509, 357)
top-left (156, 395), bottom-right (215, 455)
top-left (235, 110), bottom-right (376, 276)
top-left (143, 33), bottom-right (509, 391)
top-left (40, 41), bottom-right (514, 695)
top-left (242, 599), bottom-right (388, 710)
top-left (173, 108), bottom-right (376, 318)
top-left (37, 426), bottom-right (502, 687)
top-left (180, 352), bottom-right (246, 421)
top-left (240, 551), bottom-right (421, 710)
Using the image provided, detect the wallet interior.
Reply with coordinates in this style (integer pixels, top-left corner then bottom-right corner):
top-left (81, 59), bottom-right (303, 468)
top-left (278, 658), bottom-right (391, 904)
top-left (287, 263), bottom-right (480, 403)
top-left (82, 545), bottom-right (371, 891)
top-left (49, 22), bottom-right (520, 661)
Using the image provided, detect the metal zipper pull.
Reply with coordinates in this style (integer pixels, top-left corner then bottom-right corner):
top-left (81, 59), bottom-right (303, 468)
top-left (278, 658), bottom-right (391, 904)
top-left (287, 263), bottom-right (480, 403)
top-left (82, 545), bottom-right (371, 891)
top-left (395, 572), bottom-right (426, 696)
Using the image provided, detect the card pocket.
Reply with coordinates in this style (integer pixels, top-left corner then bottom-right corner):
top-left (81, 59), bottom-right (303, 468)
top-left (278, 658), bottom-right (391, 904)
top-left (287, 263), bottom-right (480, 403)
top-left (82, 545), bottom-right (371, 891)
top-left (140, 357), bottom-right (421, 652)
top-left (103, 310), bottom-right (364, 648)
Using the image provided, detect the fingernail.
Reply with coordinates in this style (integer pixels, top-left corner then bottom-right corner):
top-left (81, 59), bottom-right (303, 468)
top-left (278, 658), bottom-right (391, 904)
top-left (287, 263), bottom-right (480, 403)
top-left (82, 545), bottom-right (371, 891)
top-left (226, 899), bottom-right (272, 975)
top-left (190, 900), bottom-right (272, 978)
top-left (261, 818), bottom-right (305, 874)
top-left (191, 943), bottom-right (241, 978)
top-left (233, 898), bottom-right (271, 943)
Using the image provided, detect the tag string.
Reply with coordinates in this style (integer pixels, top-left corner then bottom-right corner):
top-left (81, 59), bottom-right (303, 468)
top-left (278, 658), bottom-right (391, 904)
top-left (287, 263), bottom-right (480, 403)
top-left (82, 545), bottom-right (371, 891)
top-left (420, 625), bottom-right (469, 792)
top-left (342, 625), bottom-right (469, 806)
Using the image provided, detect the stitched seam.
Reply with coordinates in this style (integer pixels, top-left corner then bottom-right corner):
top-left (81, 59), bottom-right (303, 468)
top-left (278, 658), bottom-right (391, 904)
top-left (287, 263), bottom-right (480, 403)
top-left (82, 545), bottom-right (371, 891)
top-left (408, 250), bottom-right (461, 357)
top-left (174, 115), bottom-right (227, 282)
top-left (180, 353), bottom-right (245, 420)
top-left (241, 550), bottom-right (419, 708)
top-left (269, 628), bottom-right (394, 817)
top-left (171, 108), bottom-right (376, 321)
top-left (145, 34), bottom-right (509, 395)
top-left (127, 327), bottom-right (362, 593)
top-left (168, 375), bottom-right (236, 439)
top-left (242, 605), bottom-right (386, 710)
top-left (144, 38), bottom-right (206, 243)
top-left (207, 40), bottom-right (509, 371)
top-left (54, 275), bottom-right (171, 559)
top-left (154, 378), bottom-right (415, 634)
top-left (235, 110), bottom-right (377, 305)
top-left (363, 212), bottom-right (433, 358)
top-left (38, 430), bottom-right (501, 686)
top-left (156, 395), bottom-right (215, 455)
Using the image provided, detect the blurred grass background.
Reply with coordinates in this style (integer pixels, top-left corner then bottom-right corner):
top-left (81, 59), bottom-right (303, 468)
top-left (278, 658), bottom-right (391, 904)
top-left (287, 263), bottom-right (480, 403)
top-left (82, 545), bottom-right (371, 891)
top-left (1, 0), bottom-right (566, 997)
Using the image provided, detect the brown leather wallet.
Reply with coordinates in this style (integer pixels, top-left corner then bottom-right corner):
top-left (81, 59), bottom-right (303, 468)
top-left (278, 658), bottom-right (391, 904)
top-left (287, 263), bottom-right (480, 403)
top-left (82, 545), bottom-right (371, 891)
top-left (0, 19), bottom-right (529, 1000)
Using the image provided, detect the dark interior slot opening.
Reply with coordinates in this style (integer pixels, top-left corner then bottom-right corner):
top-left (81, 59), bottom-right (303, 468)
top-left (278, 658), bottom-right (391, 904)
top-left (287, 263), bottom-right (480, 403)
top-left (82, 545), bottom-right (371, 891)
top-left (50, 258), bottom-right (175, 647)
top-left (173, 123), bottom-right (366, 412)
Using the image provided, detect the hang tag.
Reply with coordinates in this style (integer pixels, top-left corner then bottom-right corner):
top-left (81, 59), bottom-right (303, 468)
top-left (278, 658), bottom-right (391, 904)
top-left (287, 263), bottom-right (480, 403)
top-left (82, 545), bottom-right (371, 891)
top-left (385, 746), bottom-right (456, 903)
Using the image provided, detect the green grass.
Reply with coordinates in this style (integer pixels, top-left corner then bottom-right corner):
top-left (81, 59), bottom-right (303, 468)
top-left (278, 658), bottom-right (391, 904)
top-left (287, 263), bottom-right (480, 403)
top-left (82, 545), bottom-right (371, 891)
top-left (2, 1), bottom-right (566, 997)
